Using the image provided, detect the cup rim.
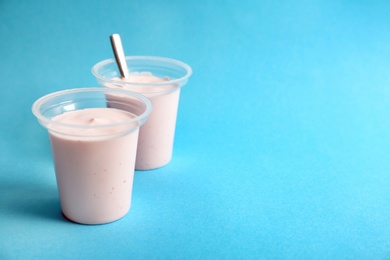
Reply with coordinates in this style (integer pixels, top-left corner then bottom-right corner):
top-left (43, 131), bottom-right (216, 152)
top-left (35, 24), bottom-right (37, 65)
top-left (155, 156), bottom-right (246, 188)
top-left (91, 56), bottom-right (192, 87)
top-left (32, 87), bottom-right (153, 131)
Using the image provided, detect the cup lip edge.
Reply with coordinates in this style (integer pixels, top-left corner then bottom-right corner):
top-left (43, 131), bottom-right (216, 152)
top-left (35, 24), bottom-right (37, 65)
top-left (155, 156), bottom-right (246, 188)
top-left (91, 55), bottom-right (193, 87)
top-left (32, 87), bottom-right (153, 134)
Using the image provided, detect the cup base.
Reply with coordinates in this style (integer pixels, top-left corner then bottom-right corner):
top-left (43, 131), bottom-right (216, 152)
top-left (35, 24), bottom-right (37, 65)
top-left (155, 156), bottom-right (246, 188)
top-left (135, 158), bottom-right (172, 171)
top-left (61, 209), bottom-right (129, 225)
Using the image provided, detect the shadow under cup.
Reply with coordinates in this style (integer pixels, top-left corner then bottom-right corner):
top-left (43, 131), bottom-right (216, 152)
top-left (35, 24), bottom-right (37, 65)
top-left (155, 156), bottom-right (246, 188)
top-left (32, 88), bottom-right (152, 224)
top-left (92, 56), bottom-right (192, 170)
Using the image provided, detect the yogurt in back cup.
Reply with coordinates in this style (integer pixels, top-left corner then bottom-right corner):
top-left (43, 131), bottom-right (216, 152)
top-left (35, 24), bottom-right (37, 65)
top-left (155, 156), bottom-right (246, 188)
top-left (32, 88), bottom-right (152, 224)
top-left (92, 56), bottom-right (192, 170)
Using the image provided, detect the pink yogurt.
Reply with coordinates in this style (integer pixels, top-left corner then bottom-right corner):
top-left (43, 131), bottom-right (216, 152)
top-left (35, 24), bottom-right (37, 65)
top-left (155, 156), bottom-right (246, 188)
top-left (49, 108), bottom-right (138, 224)
top-left (92, 56), bottom-right (192, 170)
top-left (32, 88), bottom-right (152, 224)
top-left (111, 72), bottom-right (180, 170)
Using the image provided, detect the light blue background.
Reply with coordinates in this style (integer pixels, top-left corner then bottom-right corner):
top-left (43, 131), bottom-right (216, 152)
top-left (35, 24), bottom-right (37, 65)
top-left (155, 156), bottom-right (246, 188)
top-left (1, 0), bottom-right (390, 258)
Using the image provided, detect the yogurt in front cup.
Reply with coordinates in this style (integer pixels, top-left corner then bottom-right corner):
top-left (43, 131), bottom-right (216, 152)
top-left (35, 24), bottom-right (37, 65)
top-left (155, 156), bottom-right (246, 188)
top-left (32, 88), bottom-right (152, 224)
top-left (92, 56), bottom-right (192, 170)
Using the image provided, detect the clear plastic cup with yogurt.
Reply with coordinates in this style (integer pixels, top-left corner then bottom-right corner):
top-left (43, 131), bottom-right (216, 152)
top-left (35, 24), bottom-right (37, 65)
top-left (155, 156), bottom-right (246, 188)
top-left (32, 88), bottom-right (152, 224)
top-left (92, 56), bottom-right (192, 170)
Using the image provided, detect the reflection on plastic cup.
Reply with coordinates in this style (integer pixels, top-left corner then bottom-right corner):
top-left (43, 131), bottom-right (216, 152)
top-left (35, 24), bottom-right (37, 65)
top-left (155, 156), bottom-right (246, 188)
top-left (32, 88), bottom-right (152, 224)
top-left (92, 56), bottom-right (192, 170)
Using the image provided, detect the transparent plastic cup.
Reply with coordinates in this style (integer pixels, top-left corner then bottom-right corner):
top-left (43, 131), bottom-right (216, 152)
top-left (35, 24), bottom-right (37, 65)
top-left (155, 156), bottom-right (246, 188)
top-left (92, 56), bottom-right (192, 170)
top-left (32, 88), bottom-right (152, 224)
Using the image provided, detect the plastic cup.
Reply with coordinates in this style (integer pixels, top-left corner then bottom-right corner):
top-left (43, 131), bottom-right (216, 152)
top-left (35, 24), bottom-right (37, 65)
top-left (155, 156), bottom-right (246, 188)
top-left (32, 88), bottom-right (152, 224)
top-left (92, 56), bottom-right (192, 170)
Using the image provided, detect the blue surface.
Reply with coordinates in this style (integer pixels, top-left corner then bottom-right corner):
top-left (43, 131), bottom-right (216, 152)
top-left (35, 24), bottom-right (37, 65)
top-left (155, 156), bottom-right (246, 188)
top-left (1, 0), bottom-right (390, 258)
